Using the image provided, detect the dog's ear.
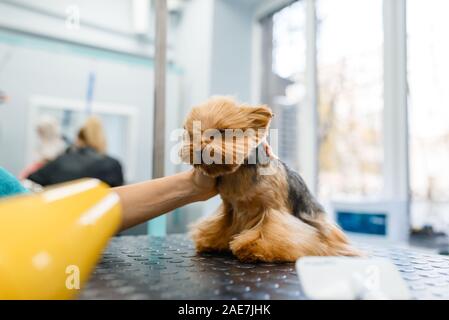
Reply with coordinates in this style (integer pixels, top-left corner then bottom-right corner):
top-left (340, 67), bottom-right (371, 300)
top-left (241, 105), bottom-right (273, 130)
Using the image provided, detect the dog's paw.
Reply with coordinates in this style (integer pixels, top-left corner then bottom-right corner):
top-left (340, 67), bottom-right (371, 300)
top-left (194, 242), bottom-right (220, 253)
top-left (231, 242), bottom-right (260, 262)
top-left (230, 239), bottom-right (280, 263)
top-left (191, 233), bottom-right (229, 253)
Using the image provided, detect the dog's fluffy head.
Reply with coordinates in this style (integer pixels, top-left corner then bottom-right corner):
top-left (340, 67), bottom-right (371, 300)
top-left (181, 96), bottom-right (273, 177)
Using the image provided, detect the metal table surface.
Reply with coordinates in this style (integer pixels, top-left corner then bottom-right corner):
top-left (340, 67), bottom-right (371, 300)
top-left (79, 234), bottom-right (449, 300)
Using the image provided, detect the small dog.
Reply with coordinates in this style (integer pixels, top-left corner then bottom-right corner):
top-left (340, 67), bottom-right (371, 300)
top-left (181, 97), bottom-right (358, 262)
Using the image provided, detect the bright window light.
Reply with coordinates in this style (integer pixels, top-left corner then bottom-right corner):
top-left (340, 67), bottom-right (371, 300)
top-left (317, 0), bottom-right (384, 200)
top-left (408, 0), bottom-right (449, 231)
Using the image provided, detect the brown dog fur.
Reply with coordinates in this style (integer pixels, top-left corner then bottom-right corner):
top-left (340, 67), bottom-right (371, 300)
top-left (182, 97), bottom-right (359, 262)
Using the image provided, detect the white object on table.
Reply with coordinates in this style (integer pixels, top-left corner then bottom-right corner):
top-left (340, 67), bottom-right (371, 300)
top-left (296, 257), bottom-right (411, 300)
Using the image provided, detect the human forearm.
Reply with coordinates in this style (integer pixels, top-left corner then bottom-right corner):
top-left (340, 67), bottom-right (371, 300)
top-left (114, 170), bottom-right (216, 231)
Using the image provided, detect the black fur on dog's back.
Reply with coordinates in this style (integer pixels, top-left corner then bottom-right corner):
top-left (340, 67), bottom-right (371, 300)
top-left (242, 145), bottom-right (325, 221)
top-left (281, 161), bottom-right (325, 221)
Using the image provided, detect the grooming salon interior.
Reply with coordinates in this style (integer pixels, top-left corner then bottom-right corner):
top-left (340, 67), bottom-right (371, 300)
top-left (0, 0), bottom-right (449, 301)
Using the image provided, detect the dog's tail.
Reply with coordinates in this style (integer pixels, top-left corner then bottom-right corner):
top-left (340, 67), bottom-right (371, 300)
top-left (301, 214), bottom-right (362, 257)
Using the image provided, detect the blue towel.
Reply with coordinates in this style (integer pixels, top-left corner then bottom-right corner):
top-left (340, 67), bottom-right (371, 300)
top-left (0, 167), bottom-right (28, 198)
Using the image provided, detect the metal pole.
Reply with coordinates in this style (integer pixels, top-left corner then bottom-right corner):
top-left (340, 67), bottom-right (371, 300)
top-left (148, 0), bottom-right (167, 236)
top-left (152, 0), bottom-right (167, 179)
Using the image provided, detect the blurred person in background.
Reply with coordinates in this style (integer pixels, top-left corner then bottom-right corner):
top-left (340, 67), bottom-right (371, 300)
top-left (27, 116), bottom-right (124, 187)
top-left (19, 115), bottom-right (65, 180)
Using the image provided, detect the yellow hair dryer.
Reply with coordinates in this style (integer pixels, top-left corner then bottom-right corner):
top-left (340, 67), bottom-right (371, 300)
top-left (0, 179), bottom-right (122, 299)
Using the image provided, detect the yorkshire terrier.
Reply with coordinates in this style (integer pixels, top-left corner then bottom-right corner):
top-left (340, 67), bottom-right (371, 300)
top-left (181, 97), bottom-right (359, 262)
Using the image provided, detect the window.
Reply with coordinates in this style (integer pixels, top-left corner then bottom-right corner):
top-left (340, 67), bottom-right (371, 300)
top-left (263, 0), bottom-right (447, 237)
top-left (317, 0), bottom-right (384, 200)
top-left (272, 1), bottom-right (306, 80)
top-left (408, 0), bottom-right (449, 231)
top-left (266, 0), bottom-right (307, 171)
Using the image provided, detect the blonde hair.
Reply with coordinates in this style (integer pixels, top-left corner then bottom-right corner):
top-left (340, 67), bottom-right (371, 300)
top-left (78, 116), bottom-right (107, 154)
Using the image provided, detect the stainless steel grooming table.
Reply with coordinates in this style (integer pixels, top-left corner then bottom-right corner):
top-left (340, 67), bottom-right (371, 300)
top-left (79, 234), bottom-right (449, 300)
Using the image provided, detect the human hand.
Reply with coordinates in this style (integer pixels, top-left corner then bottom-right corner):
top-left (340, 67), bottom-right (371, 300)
top-left (189, 169), bottom-right (218, 201)
top-left (187, 142), bottom-right (274, 201)
top-left (262, 141), bottom-right (277, 159)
